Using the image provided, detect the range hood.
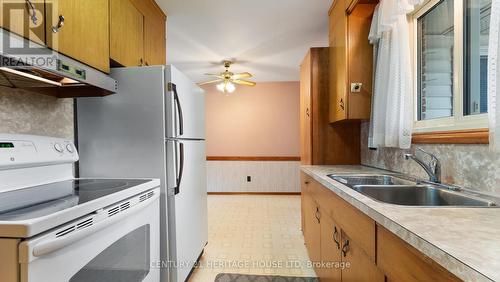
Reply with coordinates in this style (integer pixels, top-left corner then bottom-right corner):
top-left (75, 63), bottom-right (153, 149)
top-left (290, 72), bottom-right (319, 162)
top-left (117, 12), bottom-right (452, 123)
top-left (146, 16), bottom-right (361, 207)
top-left (0, 28), bottom-right (117, 97)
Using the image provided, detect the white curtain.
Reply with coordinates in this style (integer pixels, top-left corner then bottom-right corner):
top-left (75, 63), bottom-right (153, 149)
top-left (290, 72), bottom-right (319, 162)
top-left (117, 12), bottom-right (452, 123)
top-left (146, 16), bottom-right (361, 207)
top-left (368, 0), bottom-right (422, 149)
top-left (488, 0), bottom-right (500, 152)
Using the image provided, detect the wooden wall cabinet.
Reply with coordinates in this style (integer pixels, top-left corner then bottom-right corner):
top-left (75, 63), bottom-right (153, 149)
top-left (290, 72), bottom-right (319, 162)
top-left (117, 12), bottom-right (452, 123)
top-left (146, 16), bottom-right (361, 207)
top-left (300, 48), bottom-right (361, 165)
top-left (132, 0), bottom-right (167, 66)
top-left (328, 0), bottom-right (376, 123)
top-left (110, 0), bottom-right (144, 67)
top-left (301, 173), bottom-right (461, 281)
top-left (1, 0), bottom-right (166, 72)
top-left (47, 0), bottom-right (110, 72)
top-left (0, 0), bottom-right (45, 45)
top-left (111, 0), bottom-right (166, 67)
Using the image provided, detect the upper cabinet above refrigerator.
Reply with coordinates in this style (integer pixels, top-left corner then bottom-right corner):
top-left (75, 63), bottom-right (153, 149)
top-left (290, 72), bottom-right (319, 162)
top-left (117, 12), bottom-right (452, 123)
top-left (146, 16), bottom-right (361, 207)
top-left (110, 0), bottom-right (166, 68)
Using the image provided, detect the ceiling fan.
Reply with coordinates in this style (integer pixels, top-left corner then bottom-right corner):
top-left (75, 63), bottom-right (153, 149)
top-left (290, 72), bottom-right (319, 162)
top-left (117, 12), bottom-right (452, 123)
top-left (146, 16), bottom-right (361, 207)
top-left (197, 60), bottom-right (256, 93)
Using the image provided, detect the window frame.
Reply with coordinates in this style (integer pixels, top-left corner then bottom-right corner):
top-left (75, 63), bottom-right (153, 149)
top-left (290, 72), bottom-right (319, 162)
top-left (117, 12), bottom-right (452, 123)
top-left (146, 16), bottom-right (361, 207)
top-left (410, 0), bottom-right (489, 134)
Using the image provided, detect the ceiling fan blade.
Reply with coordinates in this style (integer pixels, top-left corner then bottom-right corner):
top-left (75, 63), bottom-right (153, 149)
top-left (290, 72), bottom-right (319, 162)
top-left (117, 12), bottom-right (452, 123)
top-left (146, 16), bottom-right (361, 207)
top-left (197, 79), bottom-right (223, 86)
top-left (231, 72), bottom-right (252, 79)
top-left (232, 79), bottom-right (256, 86)
top-left (204, 73), bottom-right (224, 79)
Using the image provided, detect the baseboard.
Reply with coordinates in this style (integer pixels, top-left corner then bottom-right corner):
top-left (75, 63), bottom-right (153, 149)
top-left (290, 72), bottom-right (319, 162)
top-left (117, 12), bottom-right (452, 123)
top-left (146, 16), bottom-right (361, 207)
top-left (207, 192), bottom-right (301, 195)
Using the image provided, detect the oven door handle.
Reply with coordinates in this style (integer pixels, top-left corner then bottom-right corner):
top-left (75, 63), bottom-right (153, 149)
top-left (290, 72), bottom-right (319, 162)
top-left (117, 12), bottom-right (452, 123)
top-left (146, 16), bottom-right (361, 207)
top-left (30, 192), bottom-right (158, 258)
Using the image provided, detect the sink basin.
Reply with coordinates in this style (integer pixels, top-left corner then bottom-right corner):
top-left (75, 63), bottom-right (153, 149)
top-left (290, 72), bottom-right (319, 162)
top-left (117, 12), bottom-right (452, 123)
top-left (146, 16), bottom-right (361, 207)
top-left (352, 185), bottom-right (496, 207)
top-left (328, 174), bottom-right (416, 186)
top-left (328, 174), bottom-right (496, 207)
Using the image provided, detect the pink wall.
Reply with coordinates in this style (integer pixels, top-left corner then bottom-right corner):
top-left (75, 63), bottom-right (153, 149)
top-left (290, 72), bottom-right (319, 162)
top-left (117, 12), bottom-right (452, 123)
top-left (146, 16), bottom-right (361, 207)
top-left (204, 81), bottom-right (300, 156)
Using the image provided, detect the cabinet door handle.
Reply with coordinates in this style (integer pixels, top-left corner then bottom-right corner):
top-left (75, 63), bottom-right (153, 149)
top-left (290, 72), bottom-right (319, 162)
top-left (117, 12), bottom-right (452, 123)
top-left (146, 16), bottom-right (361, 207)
top-left (339, 98), bottom-right (345, 111)
top-left (342, 239), bottom-right (350, 257)
top-left (304, 181), bottom-right (310, 185)
top-left (25, 0), bottom-right (38, 25)
top-left (333, 226), bottom-right (340, 250)
top-left (314, 207), bottom-right (321, 224)
top-left (306, 108), bottom-right (310, 117)
top-left (51, 15), bottom-right (65, 33)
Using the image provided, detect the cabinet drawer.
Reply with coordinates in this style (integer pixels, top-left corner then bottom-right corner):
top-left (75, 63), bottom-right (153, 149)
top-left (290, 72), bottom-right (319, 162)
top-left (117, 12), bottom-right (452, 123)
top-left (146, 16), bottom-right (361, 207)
top-left (310, 178), bottom-right (376, 261)
top-left (377, 225), bottom-right (461, 282)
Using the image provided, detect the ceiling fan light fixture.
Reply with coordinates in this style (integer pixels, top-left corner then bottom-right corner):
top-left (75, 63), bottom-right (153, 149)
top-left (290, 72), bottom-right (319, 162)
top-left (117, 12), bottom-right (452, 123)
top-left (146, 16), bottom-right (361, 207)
top-left (216, 81), bottom-right (236, 93)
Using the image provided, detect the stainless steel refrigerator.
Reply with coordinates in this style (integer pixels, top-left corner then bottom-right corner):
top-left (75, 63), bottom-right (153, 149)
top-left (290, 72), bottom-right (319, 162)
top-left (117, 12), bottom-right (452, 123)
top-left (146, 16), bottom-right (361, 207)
top-left (76, 65), bottom-right (208, 282)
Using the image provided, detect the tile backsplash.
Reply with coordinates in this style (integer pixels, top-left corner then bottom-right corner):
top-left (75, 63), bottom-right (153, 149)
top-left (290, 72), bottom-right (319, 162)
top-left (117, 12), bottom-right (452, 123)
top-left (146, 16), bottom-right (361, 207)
top-left (0, 87), bottom-right (74, 139)
top-left (360, 122), bottom-right (500, 194)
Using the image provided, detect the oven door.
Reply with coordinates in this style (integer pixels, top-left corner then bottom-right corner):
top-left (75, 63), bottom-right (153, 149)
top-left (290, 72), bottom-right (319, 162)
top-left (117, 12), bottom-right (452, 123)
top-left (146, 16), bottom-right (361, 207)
top-left (18, 188), bottom-right (160, 282)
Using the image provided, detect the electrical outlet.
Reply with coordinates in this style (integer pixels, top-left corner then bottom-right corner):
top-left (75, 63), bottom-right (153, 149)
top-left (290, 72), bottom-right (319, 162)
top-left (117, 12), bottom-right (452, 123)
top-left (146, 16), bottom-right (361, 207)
top-left (351, 83), bottom-right (362, 93)
top-left (247, 176), bottom-right (251, 182)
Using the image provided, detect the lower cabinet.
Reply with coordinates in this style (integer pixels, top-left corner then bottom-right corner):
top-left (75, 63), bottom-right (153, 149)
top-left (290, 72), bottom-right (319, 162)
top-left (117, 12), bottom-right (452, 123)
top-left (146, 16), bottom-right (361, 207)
top-left (303, 194), bottom-right (321, 263)
top-left (301, 172), bottom-right (461, 282)
top-left (318, 211), bottom-right (342, 281)
top-left (341, 230), bottom-right (384, 282)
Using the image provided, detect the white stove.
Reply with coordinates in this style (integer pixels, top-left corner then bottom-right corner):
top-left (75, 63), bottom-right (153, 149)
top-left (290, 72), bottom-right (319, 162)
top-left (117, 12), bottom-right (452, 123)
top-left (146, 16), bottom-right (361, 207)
top-left (0, 134), bottom-right (161, 282)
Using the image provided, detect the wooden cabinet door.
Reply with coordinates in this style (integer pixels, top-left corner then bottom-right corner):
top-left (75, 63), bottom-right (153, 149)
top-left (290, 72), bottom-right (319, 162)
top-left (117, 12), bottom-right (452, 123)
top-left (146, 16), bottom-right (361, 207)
top-left (300, 173), bottom-right (311, 232)
top-left (341, 231), bottom-right (384, 282)
top-left (303, 195), bottom-right (321, 263)
top-left (377, 226), bottom-right (461, 282)
top-left (110, 0), bottom-right (144, 67)
top-left (47, 0), bottom-right (110, 72)
top-left (0, 0), bottom-right (45, 44)
top-left (329, 0), bottom-right (348, 123)
top-left (130, 0), bottom-right (166, 66)
top-left (319, 213), bottom-right (342, 282)
top-left (300, 52), bottom-right (312, 165)
top-left (346, 4), bottom-right (375, 120)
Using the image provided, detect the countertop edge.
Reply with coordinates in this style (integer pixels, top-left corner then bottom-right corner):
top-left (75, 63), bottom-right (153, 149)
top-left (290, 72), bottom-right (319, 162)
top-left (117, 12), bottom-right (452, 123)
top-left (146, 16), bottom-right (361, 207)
top-left (301, 166), bottom-right (493, 282)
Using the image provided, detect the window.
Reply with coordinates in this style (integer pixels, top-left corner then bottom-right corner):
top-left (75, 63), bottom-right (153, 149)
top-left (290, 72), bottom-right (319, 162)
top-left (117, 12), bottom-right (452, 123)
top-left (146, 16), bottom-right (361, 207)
top-left (413, 0), bottom-right (491, 132)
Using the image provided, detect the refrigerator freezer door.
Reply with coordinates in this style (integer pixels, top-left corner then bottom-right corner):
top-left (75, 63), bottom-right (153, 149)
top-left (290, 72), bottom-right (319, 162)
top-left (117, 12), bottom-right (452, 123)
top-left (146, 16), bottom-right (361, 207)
top-left (168, 139), bottom-right (208, 282)
top-left (165, 65), bottom-right (206, 139)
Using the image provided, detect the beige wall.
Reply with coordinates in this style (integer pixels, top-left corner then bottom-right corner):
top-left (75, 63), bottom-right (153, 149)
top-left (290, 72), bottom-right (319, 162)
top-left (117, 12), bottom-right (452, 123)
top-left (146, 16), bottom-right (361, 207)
top-left (204, 81), bottom-right (300, 156)
top-left (0, 87), bottom-right (74, 139)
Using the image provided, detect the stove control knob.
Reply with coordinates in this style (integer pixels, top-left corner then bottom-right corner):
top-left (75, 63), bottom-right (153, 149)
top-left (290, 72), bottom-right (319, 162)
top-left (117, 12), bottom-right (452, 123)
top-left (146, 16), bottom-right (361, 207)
top-left (54, 143), bottom-right (63, 153)
top-left (66, 144), bottom-right (74, 153)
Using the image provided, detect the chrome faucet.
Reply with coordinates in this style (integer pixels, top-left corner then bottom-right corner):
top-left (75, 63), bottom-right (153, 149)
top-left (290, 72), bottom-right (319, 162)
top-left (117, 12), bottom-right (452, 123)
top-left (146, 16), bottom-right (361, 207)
top-left (404, 148), bottom-right (441, 183)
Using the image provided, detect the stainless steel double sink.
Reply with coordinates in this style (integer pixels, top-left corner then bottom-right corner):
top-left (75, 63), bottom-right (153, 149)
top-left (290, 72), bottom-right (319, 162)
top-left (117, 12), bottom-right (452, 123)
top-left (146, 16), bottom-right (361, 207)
top-left (328, 174), bottom-right (497, 207)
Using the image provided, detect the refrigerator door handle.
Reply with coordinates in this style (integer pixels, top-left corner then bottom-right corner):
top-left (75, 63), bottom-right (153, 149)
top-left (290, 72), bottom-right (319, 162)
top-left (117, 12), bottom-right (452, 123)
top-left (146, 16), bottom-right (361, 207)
top-left (175, 142), bottom-right (185, 195)
top-left (170, 83), bottom-right (184, 136)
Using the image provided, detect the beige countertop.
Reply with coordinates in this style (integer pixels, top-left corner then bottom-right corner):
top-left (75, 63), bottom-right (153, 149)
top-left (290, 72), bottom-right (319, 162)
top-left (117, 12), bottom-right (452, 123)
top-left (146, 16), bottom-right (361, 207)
top-left (301, 165), bottom-right (500, 282)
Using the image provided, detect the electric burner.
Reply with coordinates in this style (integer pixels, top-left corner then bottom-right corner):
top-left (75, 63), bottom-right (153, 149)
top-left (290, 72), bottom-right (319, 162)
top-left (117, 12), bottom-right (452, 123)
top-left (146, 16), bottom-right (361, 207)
top-left (0, 179), bottom-right (149, 221)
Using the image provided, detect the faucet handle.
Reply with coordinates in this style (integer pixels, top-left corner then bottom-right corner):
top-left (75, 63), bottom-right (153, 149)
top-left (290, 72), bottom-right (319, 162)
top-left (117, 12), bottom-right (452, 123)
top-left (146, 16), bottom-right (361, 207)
top-left (416, 147), bottom-right (440, 175)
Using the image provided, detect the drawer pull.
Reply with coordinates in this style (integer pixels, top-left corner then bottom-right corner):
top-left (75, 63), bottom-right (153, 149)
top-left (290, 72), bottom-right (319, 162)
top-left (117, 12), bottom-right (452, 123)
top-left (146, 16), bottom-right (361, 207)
top-left (314, 207), bottom-right (321, 224)
top-left (342, 239), bottom-right (350, 257)
top-left (333, 226), bottom-right (340, 250)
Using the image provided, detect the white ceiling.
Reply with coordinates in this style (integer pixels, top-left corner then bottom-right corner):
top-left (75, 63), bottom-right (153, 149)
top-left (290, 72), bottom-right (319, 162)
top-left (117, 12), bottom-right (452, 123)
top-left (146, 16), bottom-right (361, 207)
top-left (155, 0), bottom-right (331, 83)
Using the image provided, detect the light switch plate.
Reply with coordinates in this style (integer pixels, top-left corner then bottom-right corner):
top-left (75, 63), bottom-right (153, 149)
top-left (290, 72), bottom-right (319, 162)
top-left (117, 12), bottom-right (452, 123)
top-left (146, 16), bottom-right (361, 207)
top-left (351, 83), bottom-right (362, 93)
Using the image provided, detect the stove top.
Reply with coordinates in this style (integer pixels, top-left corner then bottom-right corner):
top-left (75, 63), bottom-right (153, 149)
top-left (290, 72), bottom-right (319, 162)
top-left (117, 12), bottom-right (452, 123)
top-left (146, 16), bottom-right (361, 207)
top-left (0, 179), bottom-right (149, 221)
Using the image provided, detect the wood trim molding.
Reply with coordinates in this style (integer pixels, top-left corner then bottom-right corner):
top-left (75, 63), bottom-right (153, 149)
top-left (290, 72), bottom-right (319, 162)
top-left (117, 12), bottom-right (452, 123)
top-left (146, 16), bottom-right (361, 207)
top-left (412, 129), bottom-right (489, 144)
top-left (207, 192), bottom-right (301, 196)
top-left (206, 156), bottom-right (301, 161)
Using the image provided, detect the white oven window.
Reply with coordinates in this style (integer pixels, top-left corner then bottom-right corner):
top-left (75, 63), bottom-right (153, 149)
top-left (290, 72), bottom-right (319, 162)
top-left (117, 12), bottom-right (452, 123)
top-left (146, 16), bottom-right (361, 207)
top-left (69, 225), bottom-right (151, 282)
